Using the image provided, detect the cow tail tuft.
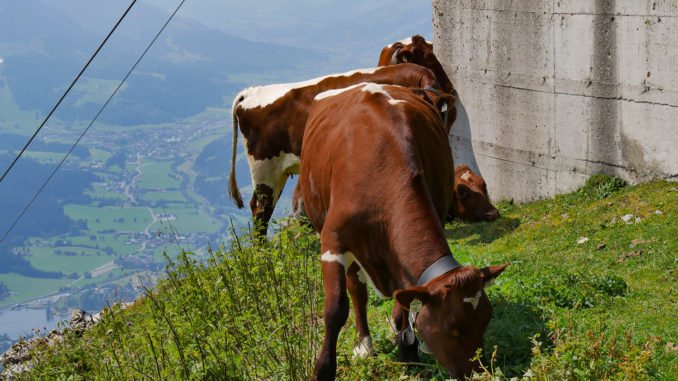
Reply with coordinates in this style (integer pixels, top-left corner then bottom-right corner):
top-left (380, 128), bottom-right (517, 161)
top-left (229, 94), bottom-right (245, 209)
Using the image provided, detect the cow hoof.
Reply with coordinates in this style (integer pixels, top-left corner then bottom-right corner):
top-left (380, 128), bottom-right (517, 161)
top-left (352, 336), bottom-right (375, 359)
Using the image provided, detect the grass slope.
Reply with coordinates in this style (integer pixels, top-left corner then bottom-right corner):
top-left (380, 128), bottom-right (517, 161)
top-left (12, 177), bottom-right (678, 380)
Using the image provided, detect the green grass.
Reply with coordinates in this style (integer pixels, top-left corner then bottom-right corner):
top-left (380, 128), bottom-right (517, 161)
top-left (12, 177), bottom-right (678, 380)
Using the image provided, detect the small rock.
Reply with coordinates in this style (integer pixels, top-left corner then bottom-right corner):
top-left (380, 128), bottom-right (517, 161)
top-left (618, 250), bottom-right (644, 263)
top-left (655, 210), bottom-right (663, 215)
top-left (666, 342), bottom-right (678, 353)
top-left (561, 213), bottom-right (568, 219)
top-left (621, 214), bottom-right (635, 224)
top-left (669, 187), bottom-right (677, 192)
top-left (596, 243), bottom-right (606, 250)
top-left (635, 217), bottom-right (642, 223)
top-left (577, 237), bottom-right (589, 244)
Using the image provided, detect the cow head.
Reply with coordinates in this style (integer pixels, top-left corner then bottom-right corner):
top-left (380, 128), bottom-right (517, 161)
top-left (394, 263), bottom-right (508, 379)
top-left (379, 35), bottom-right (455, 94)
top-left (453, 165), bottom-right (499, 222)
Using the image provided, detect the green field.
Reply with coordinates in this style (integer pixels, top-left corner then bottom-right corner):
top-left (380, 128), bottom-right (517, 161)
top-left (0, 274), bottom-right (71, 307)
top-left (64, 204), bottom-right (153, 232)
top-left (139, 190), bottom-right (185, 203)
top-left (152, 207), bottom-right (221, 234)
top-left (25, 246), bottom-right (115, 275)
top-left (135, 161), bottom-right (181, 189)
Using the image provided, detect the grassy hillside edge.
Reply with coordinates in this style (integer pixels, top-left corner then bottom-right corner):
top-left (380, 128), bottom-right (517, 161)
top-left (3, 176), bottom-right (677, 380)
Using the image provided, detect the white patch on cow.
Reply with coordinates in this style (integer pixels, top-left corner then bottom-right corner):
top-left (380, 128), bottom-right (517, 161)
top-left (463, 290), bottom-right (482, 310)
top-left (361, 83), bottom-right (391, 97)
top-left (460, 170), bottom-right (472, 182)
top-left (241, 134), bottom-right (300, 205)
top-left (320, 251), bottom-right (388, 299)
top-left (362, 83), bottom-right (408, 107)
top-left (237, 67), bottom-right (380, 110)
top-left (321, 251), bottom-right (351, 269)
top-left (398, 37), bottom-right (413, 45)
top-left (314, 83), bottom-right (365, 101)
top-left (352, 336), bottom-right (375, 358)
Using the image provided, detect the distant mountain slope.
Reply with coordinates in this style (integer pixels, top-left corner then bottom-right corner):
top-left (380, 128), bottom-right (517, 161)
top-left (0, 0), bottom-right (328, 127)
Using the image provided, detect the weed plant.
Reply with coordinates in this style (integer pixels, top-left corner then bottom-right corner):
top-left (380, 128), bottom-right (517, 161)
top-left (26, 220), bottom-right (323, 380)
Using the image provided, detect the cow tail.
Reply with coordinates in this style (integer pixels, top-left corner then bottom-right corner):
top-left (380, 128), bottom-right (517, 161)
top-left (229, 93), bottom-right (245, 209)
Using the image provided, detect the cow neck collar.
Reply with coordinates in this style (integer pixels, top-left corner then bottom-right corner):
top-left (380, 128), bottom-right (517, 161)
top-left (390, 47), bottom-right (402, 65)
top-left (417, 255), bottom-right (462, 287)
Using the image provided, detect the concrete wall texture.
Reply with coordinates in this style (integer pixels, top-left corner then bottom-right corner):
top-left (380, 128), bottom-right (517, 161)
top-left (432, 0), bottom-right (678, 202)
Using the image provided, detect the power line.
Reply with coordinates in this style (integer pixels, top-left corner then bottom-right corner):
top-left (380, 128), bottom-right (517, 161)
top-left (0, 0), bottom-right (137, 186)
top-left (0, 0), bottom-right (188, 245)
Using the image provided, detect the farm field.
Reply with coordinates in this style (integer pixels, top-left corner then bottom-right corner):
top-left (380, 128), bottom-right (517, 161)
top-left (18, 177), bottom-right (677, 380)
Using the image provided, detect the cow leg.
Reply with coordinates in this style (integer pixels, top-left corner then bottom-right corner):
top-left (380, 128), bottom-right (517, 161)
top-left (392, 304), bottom-right (419, 363)
top-left (346, 263), bottom-right (373, 358)
top-left (313, 246), bottom-right (350, 381)
top-left (249, 184), bottom-right (275, 237)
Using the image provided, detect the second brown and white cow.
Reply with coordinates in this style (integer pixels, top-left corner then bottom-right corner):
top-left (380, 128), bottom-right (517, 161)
top-left (229, 64), bottom-right (450, 236)
top-left (378, 35), bottom-right (455, 94)
top-left (299, 83), bottom-right (507, 380)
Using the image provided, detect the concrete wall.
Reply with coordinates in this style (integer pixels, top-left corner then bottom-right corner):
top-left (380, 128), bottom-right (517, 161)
top-left (432, 0), bottom-right (678, 202)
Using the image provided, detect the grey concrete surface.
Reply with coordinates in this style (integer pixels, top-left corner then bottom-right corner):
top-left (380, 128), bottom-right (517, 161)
top-left (433, 0), bottom-right (678, 203)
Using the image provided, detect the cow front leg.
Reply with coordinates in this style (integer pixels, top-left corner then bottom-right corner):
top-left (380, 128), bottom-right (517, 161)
top-left (249, 184), bottom-right (275, 237)
top-left (313, 250), bottom-right (350, 381)
top-left (346, 263), bottom-right (373, 358)
top-left (392, 304), bottom-right (419, 363)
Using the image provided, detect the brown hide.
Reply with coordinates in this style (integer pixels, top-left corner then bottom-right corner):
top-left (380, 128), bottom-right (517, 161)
top-left (452, 165), bottom-right (500, 222)
top-left (229, 64), bottom-right (448, 235)
top-left (377, 35), bottom-right (455, 94)
top-left (300, 83), bottom-right (504, 380)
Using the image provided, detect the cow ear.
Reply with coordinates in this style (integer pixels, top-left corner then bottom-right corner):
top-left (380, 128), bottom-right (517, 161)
top-left (479, 263), bottom-right (509, 288)
top-left (435, 93), bottom-right (457, 133)
top-left (394, 286), bottom-right (431, 310)
top-left (396, 49), bottom-right (414, 64)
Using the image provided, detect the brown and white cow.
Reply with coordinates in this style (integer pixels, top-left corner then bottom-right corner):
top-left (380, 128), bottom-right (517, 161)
top-left (299, 83), bottom-right (507, 380)
top-left (451, 165), bottom-right (500, 222)
top-left (229, 63), bottom-right (450, 235)
top-left (378, 35), bottom-right (455, 94)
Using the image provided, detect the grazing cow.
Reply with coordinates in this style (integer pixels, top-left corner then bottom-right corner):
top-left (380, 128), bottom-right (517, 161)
top-left (378, 35), bottom-right (455, 94)
top-left (451, 165), bottom-right (500, 222)
top-left (299, 83), bottom-right (507, 380)
top-left (229, 63), bottom-right (450, 235)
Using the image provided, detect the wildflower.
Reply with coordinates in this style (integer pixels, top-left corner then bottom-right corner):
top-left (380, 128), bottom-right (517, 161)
top-left (126, 321), bottom-right (132, 327)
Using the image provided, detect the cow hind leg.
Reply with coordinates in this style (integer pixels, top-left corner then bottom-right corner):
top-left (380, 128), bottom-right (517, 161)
top-left (392, 304), bottom-right (419, 363)
top-left (313, 246), bottom-right (350, 381)
top-left (249, 184), bottom-right (275, 237)
top-left (346, 263), bottom-right (373, 358)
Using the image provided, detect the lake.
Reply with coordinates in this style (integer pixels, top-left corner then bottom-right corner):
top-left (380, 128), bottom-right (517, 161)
top-left (0, 308), bottom-right (71, 340)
